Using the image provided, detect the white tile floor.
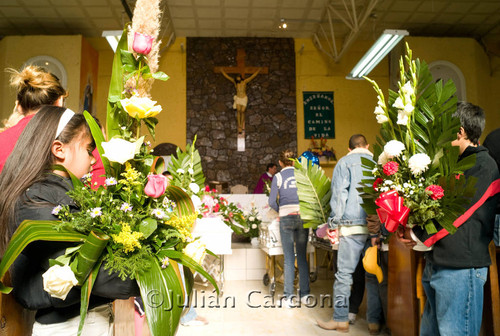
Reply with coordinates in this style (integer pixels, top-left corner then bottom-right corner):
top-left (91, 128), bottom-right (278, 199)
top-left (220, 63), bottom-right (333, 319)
top-left (176, 278), bottom-right (391, 336)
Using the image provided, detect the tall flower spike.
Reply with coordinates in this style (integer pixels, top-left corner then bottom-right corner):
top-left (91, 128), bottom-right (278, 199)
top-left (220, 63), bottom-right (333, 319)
top-left (129, 0), bottom-right (162, 96)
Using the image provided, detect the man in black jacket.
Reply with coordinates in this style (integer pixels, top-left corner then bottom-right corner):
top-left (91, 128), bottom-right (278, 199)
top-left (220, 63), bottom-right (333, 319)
top-left (399, 102), bottom-right (499, 336)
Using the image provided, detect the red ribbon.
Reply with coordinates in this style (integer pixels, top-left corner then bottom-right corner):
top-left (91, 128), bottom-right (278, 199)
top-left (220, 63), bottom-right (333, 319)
top-left (375, 190), bottom-right (410, 232)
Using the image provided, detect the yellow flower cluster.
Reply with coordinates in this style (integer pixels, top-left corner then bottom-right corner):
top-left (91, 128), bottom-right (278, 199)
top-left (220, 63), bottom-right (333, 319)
top-left (120, 162), bottom-right (141, 185)
top-left (164, 213), bottom-right (197, 241)
top-left (112, 223), bottom-right (144, 253)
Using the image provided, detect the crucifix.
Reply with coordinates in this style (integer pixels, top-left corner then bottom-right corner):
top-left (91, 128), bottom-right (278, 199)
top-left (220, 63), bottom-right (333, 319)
top-left (215, 49), bottom-right (268, 150)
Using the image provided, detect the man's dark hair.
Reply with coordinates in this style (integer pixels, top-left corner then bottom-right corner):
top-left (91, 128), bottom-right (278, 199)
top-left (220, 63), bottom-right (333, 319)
top-left (348, 134), bottom-right (368, 150)
top-left (266, 163), bottom-right (277, 171)
top-left (453, 102), bottom-right (485, 145)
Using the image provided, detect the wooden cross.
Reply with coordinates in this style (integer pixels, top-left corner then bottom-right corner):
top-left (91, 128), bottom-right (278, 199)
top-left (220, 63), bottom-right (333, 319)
top-left (214, 49), bottom-right (268, 78)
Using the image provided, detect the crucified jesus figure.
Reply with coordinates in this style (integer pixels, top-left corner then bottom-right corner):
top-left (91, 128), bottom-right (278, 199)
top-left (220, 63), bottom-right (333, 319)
top-left (221, 68), bottom-right (261, 134)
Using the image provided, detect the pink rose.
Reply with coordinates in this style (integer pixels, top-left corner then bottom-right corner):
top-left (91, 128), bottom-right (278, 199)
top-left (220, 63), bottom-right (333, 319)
top-left (144, 174), bottom-right (168, 198)
top-left (132, 32), bottom-right (154, 55)
top-left (383, 161), bottom-right (399, 176)
top-left (425, 185), bottom-right (444, 200)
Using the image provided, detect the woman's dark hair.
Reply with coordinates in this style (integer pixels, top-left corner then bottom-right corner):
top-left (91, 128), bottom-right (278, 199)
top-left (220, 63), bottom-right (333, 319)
top-left (0, 106), bottom-right (91, 253)
top-left (279, 149), bottom-right (295, 167)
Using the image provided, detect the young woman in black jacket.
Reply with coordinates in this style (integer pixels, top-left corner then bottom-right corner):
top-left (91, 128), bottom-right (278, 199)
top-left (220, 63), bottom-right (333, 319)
top-left (0, 105), bottom-right (139, 335)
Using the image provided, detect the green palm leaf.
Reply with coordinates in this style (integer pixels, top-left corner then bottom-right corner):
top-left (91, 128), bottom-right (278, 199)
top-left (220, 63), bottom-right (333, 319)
top-left (168, 136), bottom-right (206, 191)
top-left (294, 159), bottom-right (332, 229)
top-left (106, 28), bottom-right (128, 139)
top-left (136, 258), bottom-right (192, 336)
top-left (0, 220), bottom-right (86, 293)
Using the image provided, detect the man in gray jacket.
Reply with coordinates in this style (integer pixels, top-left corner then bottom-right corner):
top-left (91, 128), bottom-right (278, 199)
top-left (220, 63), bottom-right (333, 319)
top-left (317, 134), bottom-right (382, 334)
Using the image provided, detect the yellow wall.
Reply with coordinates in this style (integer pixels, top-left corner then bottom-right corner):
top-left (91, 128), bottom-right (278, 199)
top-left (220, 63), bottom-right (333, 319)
top-left (0, 35), bottom-right (82, 118)
top-left (294, 38), bottom-right (390, 177)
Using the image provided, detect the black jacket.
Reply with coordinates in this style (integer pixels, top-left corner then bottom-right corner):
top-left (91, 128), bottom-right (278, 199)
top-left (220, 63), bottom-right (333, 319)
top-left (413, 146), bottom-right (499, 268)
top-left (11, 173), bottom-right (140, 324)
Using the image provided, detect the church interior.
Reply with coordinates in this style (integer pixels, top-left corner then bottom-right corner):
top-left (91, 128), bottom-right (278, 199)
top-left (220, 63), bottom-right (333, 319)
top-left (1, 0), bottom-right (500, 335)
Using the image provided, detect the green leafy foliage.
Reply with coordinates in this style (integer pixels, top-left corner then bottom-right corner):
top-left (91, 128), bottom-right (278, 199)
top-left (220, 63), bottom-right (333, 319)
top-left (294, 158), bottom-right (332, 229)
top-left (168, 135), bottom-right (206, 193)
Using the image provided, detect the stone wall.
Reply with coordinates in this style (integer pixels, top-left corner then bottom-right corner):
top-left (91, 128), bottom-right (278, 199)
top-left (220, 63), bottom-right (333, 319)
top-left (186, 37), bottom-right (297, 192)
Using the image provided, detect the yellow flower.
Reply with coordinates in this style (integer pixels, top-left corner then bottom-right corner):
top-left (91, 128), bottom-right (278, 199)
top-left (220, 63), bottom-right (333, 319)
top-left (121, 95), bottom-right (162, 119)
top-left (120, 162), bottom-right (142, 186)
top-left (112, 223), bottom-right (144, 253)
top-left (164, 212), bottom-right (197, 241)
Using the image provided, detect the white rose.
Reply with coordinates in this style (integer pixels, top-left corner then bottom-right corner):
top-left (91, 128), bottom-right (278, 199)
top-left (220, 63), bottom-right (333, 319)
top-left (251, 224), bottom-right (257, 229)
top-left (42, 265), bottom-right (78, 300)
top-left (408, 153), bottom-right (431, 176)
top-left (249, 216), bottom-right (255, 221)
top-left (102, 138), bottom-right (137, 164)
top-left (189, 183), bottom-right (200, 194)
top-left (183, 240), bottom-right (207, 265)
top-left (384, 140), bottom-right (405, 157)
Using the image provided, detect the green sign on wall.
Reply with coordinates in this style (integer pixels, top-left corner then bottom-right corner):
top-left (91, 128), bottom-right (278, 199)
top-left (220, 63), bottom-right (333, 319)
top-left (303, 91), bottom-right (335, 139)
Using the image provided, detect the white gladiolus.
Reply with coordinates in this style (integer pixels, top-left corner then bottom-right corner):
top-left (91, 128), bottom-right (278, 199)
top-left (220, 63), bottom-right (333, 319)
top-left (376, 114), bottom-right (389, 124)
top-left (393, 96), bottom-right (405, 109)
top-left (401, 81), bottom-right (414, 96)
top-left (42, 265), bottom-right (78, 300)
top-left (408, 153), bottom-right (431, 175)
top-left (384, 140), bottom-right (405, 157)
top-left (397, 111), bottom-right (410, 125)
top-left (101, 138), bottom-right (137, 164)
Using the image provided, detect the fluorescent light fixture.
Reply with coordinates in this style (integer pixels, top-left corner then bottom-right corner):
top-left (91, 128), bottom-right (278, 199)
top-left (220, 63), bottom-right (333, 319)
top-left (346, 29), bottom-right (409, 80)
top-left (102, 30), bottom-right (123, 52)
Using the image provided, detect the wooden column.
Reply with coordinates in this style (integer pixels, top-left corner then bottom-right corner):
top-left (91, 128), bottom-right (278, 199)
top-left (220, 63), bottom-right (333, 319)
top-left (387, 235), bottom-right (422, 336)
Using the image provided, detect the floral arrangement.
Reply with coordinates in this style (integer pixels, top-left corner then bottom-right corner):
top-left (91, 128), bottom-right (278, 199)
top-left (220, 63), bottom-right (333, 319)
top-left (199, 186), bottom-right (262, 237)
top-left (359, 43), bottom-right (476, 235)
top-left (245, 207), bottom-right (262, 238)
top-left (0, 1), bottom-right (216, 336)
top-left (309, 136), bottom-right (337, 161)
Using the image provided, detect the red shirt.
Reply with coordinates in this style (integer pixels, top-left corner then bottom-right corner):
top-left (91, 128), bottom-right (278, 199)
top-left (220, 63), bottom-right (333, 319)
top-left (0, 115), bottom-right (107, 187)
top-left (0, 114), bottom-right (35, 173)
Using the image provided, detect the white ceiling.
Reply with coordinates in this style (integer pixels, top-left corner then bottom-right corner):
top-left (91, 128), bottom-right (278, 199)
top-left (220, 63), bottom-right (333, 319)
top-left (1, 0), bottom-right (500, 53)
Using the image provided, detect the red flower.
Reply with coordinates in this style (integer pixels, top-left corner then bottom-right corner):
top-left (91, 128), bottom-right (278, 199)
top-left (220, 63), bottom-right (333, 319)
top-left (132, 32), bottom-right (154, 55)
top-left (205, 185), bottom-right (210, 192)
top-left (455, 173), bottom-right (463, 180)
top-left (213, 203), bottom-right (220, 212)
top-left (373, 178), bottom-right (384, 191)
top-left (426, 185), bottom-right (444, 200)
top-left (383, 161), bottom-right (399, 176)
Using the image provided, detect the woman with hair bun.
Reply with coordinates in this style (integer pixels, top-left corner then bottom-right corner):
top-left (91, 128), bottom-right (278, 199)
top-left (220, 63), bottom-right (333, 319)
top-left (0, 65), bottom-right (67, 172)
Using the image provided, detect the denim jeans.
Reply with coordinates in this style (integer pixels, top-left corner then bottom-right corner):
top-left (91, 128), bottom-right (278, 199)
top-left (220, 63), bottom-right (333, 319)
top-left (279, 214), bottom-right (310, 298)
top-left (333, 234), bottom-right (369, 322)
top-left (420, 259), bottom-right (488, 336)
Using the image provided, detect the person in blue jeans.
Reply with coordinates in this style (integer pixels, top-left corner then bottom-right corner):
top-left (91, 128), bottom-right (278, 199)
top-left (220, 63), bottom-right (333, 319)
top-left (398, 102), bottom-right (500, 335)
top-left (317, 134), bottom-right (382, 334)
top-left (268, 149), bottom-right (310, 307)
